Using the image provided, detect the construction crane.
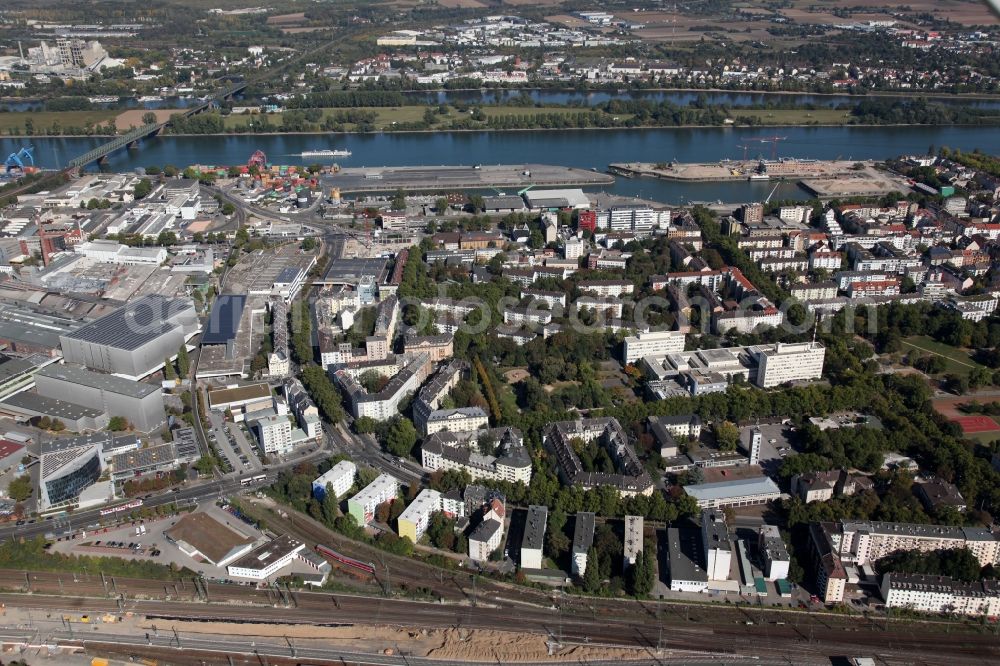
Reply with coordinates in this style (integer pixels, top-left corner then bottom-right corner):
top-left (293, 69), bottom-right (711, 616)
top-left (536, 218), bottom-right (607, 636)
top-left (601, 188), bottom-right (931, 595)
top-left (517, 184), bottom-right (535, 196)
top-left (736, 144), bottom-right (751, 162)
top-left (4, 145), bottom-right (34, 173)
top-left (747, 135), bottom-right (787, 160)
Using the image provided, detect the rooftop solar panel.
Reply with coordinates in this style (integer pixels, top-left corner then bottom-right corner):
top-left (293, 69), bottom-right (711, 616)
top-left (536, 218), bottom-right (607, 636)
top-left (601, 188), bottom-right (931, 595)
top-left (63, 296), bottom-right (182, 351)
top-left (201, 294), bottom-right (247, 346)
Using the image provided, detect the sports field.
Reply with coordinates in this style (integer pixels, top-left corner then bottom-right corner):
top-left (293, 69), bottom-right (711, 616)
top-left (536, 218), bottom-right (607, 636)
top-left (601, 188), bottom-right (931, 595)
top-left (901, 336), bottom-right (988, 377)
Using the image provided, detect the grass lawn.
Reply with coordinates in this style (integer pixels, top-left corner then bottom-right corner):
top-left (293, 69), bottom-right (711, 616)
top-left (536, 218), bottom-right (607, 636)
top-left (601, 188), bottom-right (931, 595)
top-left (901, 335), bottom-right (988, 377)
top-left (734, 108), bottom-right (854, 125)
top-left (964, 431), bottom-right (1000, 444)
top-left (0, 110), bottom-right (117, 135)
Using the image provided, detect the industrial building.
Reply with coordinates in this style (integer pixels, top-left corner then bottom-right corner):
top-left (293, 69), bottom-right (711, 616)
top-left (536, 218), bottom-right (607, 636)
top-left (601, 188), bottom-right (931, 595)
top-left (684, 476), bottom-right (781, 509)
top-left (227, 535), bottom-right (306, 580)
top-left (33, 363), bottom-right (165, 433)
top-left (667, 527), bottom-right (708, 592)
top-left (59, 295), bottom-right (199, 380)
top-left (0, 391), bottom-right (109, 432)
top-left (163, 511), bottom-right (256, 567)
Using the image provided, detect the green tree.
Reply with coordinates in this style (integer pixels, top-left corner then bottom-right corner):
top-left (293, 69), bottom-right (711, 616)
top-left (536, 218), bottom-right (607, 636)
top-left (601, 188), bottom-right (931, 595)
top-left (581, 547), bottom-right (601, 592)
top-left (193, 456), bottom-right (216, 475)
top-left (715, 421), bottom-right (740, 452)
top-left (107, 416), bottom-right (130, 431)
top-left (435, 197), bottom-right (449, 215)
top-left (222, 202), bottom-right (236, 216)
top-left (7, 475), bottom-right (32, 502)
top-left (385, 417), bottom-right (417, 457)
top-left (391, 188), bottom-right (407, 211)
top-left (177, 345), bottom-right (190, 376)
top-left (133, 178), bottom-right (153, 200)
top-left (630, 547), bottom-right (655, 596)
top-left (301, 237), bottom-right (317, 251)
top-left (163, 358), bottom-right (176, 380)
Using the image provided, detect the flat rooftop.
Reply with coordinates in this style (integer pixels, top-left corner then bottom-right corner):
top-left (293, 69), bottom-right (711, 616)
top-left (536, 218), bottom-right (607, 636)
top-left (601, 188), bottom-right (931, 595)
top-left (229, 534), bottom-right (304, 571)
top-left (0, 391), bottom-right (104, 421)
top-left (521, 505), bottom-right (548, 551)
top-left (62, 295), bottom-right (186, 350)
top-left (322, 257), bottom-right (390, 284)
top-left (164, 511), bottom-right (255, 565)
top-left (207, 383), bottom-right (271, 408)
top-left (685, 476), bottom-right (781, 502)
top-left (201, 294), bottom-right (247, 346)
top-left (322, 164), bottom-right (612, 194)
top-left (36, 364), bottom-right (160, 399)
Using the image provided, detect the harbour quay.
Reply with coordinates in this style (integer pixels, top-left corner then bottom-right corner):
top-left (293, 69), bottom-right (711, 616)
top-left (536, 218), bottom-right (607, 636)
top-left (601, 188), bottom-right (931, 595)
top-left (320, 163), bottom-right (614, 193)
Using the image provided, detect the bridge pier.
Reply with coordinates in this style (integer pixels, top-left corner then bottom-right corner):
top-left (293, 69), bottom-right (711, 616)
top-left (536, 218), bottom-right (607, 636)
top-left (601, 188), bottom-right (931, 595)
top-left (127, 140), bottom-right (139, 150)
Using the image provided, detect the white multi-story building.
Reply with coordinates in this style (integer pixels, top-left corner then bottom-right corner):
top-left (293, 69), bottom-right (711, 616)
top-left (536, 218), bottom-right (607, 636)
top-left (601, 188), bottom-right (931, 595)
top-left (701, 510), bottom-right (732, 581)
top-left (253, 414), bottom-right (292, 455)
top-left (312, 460), bottom-right (357, 500)
top-left (778, 206), bottom-right (811, 225)
top-left (809, 251), bottom-right (844, 271)
top-left (469, 518), bottom-right (503, 561)
top-left (520, 505), bottom-right (548, 570)
top-left (623, 515), bottom-right (643, 571)
top-left (564, 236), bottom-right (586, 260)
top-left (572, 512), bottom-right (596, 577)
top-left (810, 519), bottom-right (1000, 604)
top-left (758, 524), bottom-right (790, 581)
top-left (750, 342), bottom-right (826, 388)
top-left (881, 574), bottom-right (1000, 617)
top-left (346, 473), bottom-right (400, 525)
top-left (836, 521), bottom-right (1000, 567)
top-left (623, 330), bottom-right (686, 364)
top-left (578, 280), bottom-right (634, 298)
top-left (424, 407), bottom-right (489, 435)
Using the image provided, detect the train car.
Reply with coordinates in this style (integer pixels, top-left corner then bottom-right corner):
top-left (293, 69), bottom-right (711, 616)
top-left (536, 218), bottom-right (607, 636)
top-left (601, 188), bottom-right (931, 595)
top-left (315, 544), bottom-right (375, 575)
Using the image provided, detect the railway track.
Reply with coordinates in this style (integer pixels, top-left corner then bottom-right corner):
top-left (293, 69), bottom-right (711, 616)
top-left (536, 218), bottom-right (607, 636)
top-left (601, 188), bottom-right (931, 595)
top-left (0, 579), bottom-right (997, 666)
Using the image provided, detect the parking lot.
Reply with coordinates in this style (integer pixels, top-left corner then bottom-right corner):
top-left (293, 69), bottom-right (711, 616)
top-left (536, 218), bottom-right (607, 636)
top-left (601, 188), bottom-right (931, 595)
top-left (48, 503), bottom-right (265, 580)
top-left (206, 411), bottom-right (261, 475)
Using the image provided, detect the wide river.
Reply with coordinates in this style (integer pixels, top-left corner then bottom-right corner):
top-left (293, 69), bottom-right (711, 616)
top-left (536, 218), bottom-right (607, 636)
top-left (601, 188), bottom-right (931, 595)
top-left (4, 125), bottom-right (1000, 205)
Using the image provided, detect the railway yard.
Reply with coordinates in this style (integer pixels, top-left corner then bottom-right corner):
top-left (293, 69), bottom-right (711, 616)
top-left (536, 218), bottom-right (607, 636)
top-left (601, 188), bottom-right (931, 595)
top-left (0, 499), bottom-right (998, 665)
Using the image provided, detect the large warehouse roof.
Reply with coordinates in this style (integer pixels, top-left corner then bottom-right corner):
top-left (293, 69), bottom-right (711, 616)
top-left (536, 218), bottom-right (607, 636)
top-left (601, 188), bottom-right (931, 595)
top-left (36, 364), bottom-right (160, 399)
top-left (201, 294), bottom-right (246, 345)
top-left (684, 476), bottom-right (781, 502)
top-left (63, 295), bottom-right (185, 351)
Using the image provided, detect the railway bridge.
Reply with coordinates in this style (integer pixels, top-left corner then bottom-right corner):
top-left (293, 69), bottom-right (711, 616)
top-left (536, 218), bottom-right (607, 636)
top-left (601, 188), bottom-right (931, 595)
top-left (67, 80), bottom-right (247, 170)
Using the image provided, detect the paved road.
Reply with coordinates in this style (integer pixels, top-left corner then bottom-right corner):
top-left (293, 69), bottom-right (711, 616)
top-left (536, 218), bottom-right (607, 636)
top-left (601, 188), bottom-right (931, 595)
top-left (0, 475), bottom-right (269, 542)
